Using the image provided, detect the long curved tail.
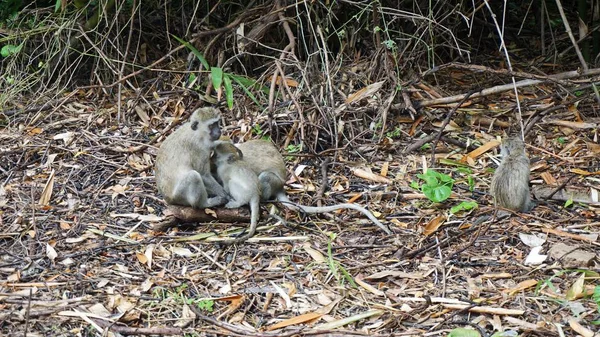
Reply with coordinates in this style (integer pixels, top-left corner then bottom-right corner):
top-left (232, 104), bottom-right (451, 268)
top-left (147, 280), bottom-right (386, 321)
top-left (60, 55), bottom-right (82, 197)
top-left (221, 196), bottom-right (260, 245)
top-left (277, 193), bottom-right (391, 234)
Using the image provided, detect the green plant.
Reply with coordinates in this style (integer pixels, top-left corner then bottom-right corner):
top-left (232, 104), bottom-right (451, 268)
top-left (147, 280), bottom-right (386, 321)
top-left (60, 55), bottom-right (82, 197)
top-left (252, 124), bottom-right (265, 137)
top-left (174, 35), bottom-right (265, 109)
top-left (195, 299), bottom-right (214, 312)
top-left (450, 201), bottom-right (478, 214)
top-left (0, 0), bottom-right (21, 24)
top-left (326, 233), bottom-right (356, 287)
top-left (385, 126), bottom-right (402, 139)
top-left (416, 169), bottom-right (454, 203)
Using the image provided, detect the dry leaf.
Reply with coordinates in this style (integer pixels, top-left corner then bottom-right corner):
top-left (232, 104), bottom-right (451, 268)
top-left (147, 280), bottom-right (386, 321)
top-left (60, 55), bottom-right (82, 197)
top-left (351, 167), bottom-right (391, 184)
top-left (46, 243), bottom-right (58, 262)
top-left (355, 274), bottom-right (385, 296)
top-left (505, 279), bottom-right (538, 296)
top-left (345, 81), bottom-right (384, 104)
top-left (38, 169), bottom-right (55, 206)
top-left (303, 243), bottom-right (325, 263)
top-left (423, 215), bottom-right (446, 236)
top-left (268, 312), bottom-right (323, 331)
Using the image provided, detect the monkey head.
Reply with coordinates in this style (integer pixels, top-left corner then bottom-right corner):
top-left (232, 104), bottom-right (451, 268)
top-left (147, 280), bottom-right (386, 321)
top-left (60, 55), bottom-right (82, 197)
top-left (500, 137), bottom-right (525, 157)
top-left (212, 141), bottom-right (244, 165)
top-left (190, 107), bottom-right (222, 141)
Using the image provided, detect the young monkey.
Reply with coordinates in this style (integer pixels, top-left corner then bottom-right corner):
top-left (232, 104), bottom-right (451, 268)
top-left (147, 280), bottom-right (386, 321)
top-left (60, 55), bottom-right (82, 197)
top-left (212, 141), bottom-right (261, 244)
top-left (490, 137), bottom-right (534, 212)
top-left (236, 140), bottom-right (393, 235)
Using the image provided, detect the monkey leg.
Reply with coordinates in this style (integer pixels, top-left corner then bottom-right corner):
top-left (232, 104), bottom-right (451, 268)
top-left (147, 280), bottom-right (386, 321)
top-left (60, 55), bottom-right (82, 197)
top-left (224, 199), bottom-right (247, 209)
top-left (173, 170), bottom-right (226, 208)
top-left (258, 171), bottom-right (285, 201)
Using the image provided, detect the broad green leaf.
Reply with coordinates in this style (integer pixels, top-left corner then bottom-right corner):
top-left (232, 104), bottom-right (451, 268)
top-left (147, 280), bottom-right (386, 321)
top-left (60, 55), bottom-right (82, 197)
top-left (211, 67), bottom-right (223, 91)
top-left (1, 43), bottom-right (23, 57)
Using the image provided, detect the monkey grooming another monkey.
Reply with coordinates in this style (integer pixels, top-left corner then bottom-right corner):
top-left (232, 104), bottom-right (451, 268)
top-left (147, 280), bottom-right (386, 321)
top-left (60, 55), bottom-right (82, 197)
top-left (490, 137), bottom-right (534, 212)
top-left (211, 141), bottom-right (261, 244)
top-left (155, 107), bottom-right (228, 208)
top-left (236, 140), bottom-right (393, 235)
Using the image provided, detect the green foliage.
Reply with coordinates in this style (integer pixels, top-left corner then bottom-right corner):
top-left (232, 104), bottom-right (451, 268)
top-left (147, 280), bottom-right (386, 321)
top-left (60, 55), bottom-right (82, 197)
top-left (285, 144), bottom-right (301, 154)
top-left (326, 232), bottom-right (356, 287)
top-left (1, 43), bottom-right (23, 57)
top-left (195, 299), bottom-right (214, 312)
top-left (252, 124), bottom-right (264, 137)
top-left (564, 197), bottom-right (573, 208)
top-left (416, 169), bottom-right (454, 203)
top-left (176, 36), bottom-right (266, 109)
top-left (556, 137), bottom-right (566, 144)
top-left (0, 0), bottom-right (21, 23)
top-left (385, 126), bottom-right (402, 139)
top-left (447, 328), bottom-right (480, 337)
top-left (450, 201), bottom-right (478, 214)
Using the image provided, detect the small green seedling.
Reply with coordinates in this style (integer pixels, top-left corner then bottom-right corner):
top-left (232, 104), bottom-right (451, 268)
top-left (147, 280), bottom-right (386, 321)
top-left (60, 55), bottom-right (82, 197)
top-left (450, 201), bottom-right (478, 214)
top-left (416, 169), bottom-right (454, 203)
top-left (195, 299), bottom-right (214, 312)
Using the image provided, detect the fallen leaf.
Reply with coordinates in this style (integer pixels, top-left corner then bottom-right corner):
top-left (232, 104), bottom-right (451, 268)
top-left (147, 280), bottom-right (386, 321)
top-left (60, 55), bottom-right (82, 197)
top-left (38, 169), bottom-right (55, 206)
top-left (423, 215), bottom-right (446, 236)
top-left (345, 81), bottom-right (385, 104)
top-left (351, 167), bottom-right (391, 184)
top-left (46, 243), bottom-right (58, 262)
top-left (268, 312), bottom-right (323, 331)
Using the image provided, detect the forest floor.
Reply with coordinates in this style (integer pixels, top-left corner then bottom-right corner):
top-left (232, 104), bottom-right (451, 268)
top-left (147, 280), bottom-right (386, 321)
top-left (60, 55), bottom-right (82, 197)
top-left (1, 65), bottom-right (600, 337)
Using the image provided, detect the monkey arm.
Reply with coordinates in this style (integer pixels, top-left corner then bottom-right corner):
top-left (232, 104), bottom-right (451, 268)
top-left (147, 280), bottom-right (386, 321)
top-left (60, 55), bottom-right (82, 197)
top-left (203, 173), bottom-right (228, 197)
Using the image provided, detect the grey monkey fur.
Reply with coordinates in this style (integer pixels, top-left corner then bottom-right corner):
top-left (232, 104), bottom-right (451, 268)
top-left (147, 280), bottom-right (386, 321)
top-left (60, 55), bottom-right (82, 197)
top-left (212, 141), bottom-right (261, 244)
top-left (235, 140), bottom-right (392, 234)
top-left (490, 137), bottom-right (534, 212)
top-left (155, 107), bottom-right (228, 209)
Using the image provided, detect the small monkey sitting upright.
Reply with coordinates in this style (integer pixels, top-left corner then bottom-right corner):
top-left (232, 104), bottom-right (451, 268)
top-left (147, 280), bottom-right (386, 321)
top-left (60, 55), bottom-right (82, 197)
top-left (490, 136), bottom-right (534, 212)
top-left (155, 107), bottom-right (228, 209)
top-left (212, 141), bottom-right (261, 244)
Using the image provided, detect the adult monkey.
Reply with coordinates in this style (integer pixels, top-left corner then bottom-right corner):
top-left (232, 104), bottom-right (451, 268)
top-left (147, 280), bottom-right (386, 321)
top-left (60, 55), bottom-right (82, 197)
top-left (155, 107), bottom-right (228, 208)
top-left (236, 140), bottom-right (392, 234)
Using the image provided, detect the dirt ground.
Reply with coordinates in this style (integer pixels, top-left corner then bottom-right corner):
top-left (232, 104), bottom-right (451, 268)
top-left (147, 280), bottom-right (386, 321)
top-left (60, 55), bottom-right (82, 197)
top-left (1, 92), bottom-right (599, 337)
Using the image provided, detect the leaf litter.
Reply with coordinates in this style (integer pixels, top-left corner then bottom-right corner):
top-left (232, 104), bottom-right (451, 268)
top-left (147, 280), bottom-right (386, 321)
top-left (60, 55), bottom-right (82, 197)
top-left (1, 70), bottom-right (600, 337)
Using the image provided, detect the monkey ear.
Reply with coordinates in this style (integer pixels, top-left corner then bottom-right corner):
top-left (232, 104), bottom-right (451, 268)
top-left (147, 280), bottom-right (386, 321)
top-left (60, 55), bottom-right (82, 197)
top-left (235, 147), bottom-right (243, 159)
top-left (191, 121), bottom-right (198, 130)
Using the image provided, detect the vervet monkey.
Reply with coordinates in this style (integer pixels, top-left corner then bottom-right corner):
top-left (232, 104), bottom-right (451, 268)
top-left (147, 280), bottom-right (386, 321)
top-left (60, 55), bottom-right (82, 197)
top-left (490, 137), bottom-right (534, 212)
top-left (236, 140), bottom-right (393, 235)
top-left (212, 141), bottom-right (261, 244)
top-left (155, 107), bottom-right (228, 208)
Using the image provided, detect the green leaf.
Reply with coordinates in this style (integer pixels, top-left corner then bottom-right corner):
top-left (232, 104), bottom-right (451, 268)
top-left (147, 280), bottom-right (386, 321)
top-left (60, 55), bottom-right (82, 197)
top-left (417, 169), bottom-right (454, 203)
top-left (196, 299), bottom-right (214, 312)
top-left (422, 184), bottom-right (451, 203)
top-left (172, 35), bottom-right (210, 69)
top-left (564, 198), bottom-right (573, 208)
top-left (223, 74), bottom-right (234, 110)
top-left (211, 67), bottom-right (223, 92)
top-left (1, 43), bottom-right (23, 57)
top-left (55, 0), bottom-right (61, 12)
top-left (451, 201), bottom-right (478, 214)
top-left (228, 74), bottom-right (263, 107)
top-left (447, 328), bottom-right (481, 337)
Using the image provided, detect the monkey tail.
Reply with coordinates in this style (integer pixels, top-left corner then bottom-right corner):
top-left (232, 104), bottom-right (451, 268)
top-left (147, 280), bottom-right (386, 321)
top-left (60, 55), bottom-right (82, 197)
top-left (221, 196), bottom-right (260, 245)
top-left (277, 195), bottom-right (392, 235)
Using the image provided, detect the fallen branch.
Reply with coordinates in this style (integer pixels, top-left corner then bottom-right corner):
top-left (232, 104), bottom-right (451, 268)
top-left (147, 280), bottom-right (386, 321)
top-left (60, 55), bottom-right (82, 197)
top-left (408, 67), bottom-right (600, 108)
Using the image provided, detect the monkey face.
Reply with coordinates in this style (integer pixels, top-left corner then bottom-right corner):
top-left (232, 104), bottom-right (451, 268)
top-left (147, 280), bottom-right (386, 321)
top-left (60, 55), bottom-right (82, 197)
top-left (209, 121), bottom-right (221, 141)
